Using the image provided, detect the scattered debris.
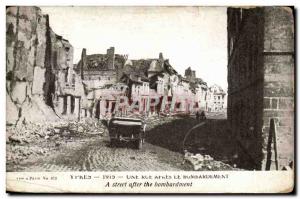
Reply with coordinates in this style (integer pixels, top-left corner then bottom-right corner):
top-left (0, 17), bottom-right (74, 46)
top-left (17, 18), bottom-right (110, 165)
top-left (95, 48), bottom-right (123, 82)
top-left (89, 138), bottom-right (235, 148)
top-left (6, 119), bottom-right (108, 165)
top-left (183, 150), bottom-right (237, 171)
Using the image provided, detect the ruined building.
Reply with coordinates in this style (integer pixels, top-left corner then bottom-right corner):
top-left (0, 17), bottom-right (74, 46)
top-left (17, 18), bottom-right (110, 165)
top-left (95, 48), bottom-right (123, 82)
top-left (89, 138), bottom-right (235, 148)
top-left (50, 29), bottom-right (83, 120)
top-left (76, 47), bottom-right (126, 87)
top-left (6, 6), bottom-right (227, 125)
top-left (6, 6), bottom-right (83, 124)
top-left (72, 48), bottom-right (128, 119)
top-left (182, 67), bottom-right (225, 113)
top-left (73, 49), bottom-right (179, 118)
top-left (184, 67), bottom-right (196, 82)
top-left (6, 6), bottom-right (76, 124)
top-left (227, 7), bottom-right (294, 170)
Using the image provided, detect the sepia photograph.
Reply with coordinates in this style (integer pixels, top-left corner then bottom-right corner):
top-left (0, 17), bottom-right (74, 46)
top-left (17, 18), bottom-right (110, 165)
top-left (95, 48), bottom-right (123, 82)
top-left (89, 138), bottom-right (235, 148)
top-left (5, 5), bottom-right (295, 193)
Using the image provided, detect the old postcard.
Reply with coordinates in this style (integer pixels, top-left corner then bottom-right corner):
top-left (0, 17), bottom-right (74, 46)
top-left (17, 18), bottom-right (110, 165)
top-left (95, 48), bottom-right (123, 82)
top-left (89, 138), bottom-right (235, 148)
top-left (6, 6), bottom-right (294, 193)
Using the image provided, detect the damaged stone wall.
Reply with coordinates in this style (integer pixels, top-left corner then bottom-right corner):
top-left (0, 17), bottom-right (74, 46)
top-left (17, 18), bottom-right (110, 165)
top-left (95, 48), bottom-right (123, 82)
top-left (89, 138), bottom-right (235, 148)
top-left (49, 25), bottom-right (77, 118)
top-left (261, 7), bottom-right (294, 170)
top-left (6, 6), bottom-right (73, 125)
top-left (227, 7), bottom-right (294, 170)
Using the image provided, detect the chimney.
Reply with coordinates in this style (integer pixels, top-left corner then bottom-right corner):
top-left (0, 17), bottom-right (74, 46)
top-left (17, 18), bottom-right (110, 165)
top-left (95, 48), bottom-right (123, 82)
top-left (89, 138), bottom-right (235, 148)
top-left (192, 70), bottom-right (196, 79)
top-left (158, 52), bottom-right (164, 69)
top-left (185, 67), bottom-right (191, 77)
top-left (159, 52), bottom-right (164, 60)
top-left (80, 48), bottom-right (86, 80)
top-left (107, 47), bottom-right (115, 70)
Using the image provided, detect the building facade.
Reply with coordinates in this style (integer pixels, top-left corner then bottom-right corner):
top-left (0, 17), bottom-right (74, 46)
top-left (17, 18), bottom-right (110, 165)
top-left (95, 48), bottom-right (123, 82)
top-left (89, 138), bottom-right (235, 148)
top-left (54, 47), bottom-right (228, 121)
top-left (227, 7), bottom-right (294, 170)
top-left (207, 84), bottom-right (227, 112)
top-left (5, 6), bottom-right (227, 127)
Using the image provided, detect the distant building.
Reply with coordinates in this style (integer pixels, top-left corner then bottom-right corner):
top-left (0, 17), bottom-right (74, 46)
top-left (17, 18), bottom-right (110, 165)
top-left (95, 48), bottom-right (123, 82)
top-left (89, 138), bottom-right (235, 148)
top-left (183, 67), bottom-right (211, 113)
top-left (121, 53), bottom-right (179, 115)
top-left (54, 46), bottom-right (225, 119)
top-left (207, 84), bottom-right (227, 112)
top-left (184, 67), bottom-right (196, 82)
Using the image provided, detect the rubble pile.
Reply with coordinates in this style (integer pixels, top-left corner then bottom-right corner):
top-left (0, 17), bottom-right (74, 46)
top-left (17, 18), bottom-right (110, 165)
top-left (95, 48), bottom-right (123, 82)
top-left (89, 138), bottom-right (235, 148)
top-left (7, 123), bottom-right (55, 144)
top-left (146, 115), bottom-right (179, 130)
top-left (67, 118), bottom-right (108, 135)
top-left (7, 123), bottom-right (57, 164)
top-left (7, 144), bottom-right (50, 164)
top-left (184, 151), bottom-right (236, 171)
top-left (6, 119), bottom-right (108, 165)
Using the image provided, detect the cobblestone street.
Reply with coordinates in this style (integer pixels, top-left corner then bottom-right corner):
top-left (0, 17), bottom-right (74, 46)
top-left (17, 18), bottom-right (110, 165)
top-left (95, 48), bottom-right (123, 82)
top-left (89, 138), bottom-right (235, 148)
top-left (11, 135), bottom-right (191, 172)
top-left (7, 113), bottom-right (237, 172)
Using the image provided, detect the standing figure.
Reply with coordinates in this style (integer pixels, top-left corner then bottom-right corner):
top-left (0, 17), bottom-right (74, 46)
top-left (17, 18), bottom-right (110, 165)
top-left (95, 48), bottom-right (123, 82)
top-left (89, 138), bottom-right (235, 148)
top-left (196, 111), bottom-right (200, 121)
top-left (200, 111), bottom-right (206, 120)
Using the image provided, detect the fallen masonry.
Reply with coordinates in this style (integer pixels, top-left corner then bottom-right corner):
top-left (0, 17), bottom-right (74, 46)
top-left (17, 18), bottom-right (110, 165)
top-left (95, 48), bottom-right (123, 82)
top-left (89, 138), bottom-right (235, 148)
top-left (183, 150), bottom-right (239, 171)
top-left (6, 118), bottom-right (107, 166)
top-left (6, 115), bottom-right (182, 170)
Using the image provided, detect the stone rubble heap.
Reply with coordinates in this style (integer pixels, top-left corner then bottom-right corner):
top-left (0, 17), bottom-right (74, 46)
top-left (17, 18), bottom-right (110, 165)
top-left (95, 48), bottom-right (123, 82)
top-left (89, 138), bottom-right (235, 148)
top-left (6, 119), bottom-right (107, 165)
top-left (184, 150), bottom-right (236, 171)
top-left (64, 119), bottom-right (107, 135)
top-left (6, 114), bottom-right (180, 166)
top-left (146, 115), bottom-right (178, 130)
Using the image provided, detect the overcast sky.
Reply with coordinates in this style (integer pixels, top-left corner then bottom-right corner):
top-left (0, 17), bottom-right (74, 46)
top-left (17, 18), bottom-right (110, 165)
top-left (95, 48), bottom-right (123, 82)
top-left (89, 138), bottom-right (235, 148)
top-left (41, 6), bottom-right (228, 90)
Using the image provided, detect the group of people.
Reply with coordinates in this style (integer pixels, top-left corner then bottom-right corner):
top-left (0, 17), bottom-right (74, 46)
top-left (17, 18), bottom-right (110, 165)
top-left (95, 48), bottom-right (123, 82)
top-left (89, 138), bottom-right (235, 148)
top-left (195, 110), bottom-right (206, 121)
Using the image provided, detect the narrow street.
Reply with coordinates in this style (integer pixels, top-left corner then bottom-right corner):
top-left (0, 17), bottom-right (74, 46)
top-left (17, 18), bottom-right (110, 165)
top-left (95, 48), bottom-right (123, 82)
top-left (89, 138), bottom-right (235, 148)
top-left (7, 112), bottom-right (237, 172)
top-left (12, 136), bottom-right (191, 172)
